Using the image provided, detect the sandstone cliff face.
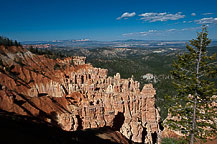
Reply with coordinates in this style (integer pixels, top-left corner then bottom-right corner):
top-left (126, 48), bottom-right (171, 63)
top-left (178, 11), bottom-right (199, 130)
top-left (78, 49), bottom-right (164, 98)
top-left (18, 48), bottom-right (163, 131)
top-left (0, 46), bottom-right (160, 143)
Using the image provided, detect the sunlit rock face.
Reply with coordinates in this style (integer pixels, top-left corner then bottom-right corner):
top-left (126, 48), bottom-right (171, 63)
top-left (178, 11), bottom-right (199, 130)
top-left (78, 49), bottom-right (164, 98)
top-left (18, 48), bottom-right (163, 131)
top-left (0, 46), bottom-right (161, 143)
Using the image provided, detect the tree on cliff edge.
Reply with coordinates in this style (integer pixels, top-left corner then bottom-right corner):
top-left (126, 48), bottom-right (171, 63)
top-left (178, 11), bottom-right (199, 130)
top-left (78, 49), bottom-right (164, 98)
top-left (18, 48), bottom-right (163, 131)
top-left (165, 26), bottom-right (217, 144)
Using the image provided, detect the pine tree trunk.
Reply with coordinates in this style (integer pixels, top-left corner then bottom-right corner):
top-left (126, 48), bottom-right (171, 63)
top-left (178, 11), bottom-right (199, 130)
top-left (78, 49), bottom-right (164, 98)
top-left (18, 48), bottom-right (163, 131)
top-left (190, 28), bottom-right (204, 144)
top-left (190, 97), bottom-right (197, 144)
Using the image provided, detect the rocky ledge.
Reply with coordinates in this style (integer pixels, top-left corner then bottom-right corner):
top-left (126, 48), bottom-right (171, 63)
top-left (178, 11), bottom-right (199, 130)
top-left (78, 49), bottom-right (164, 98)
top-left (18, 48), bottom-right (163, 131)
top-left (0, 46), bottom-right (161, 143)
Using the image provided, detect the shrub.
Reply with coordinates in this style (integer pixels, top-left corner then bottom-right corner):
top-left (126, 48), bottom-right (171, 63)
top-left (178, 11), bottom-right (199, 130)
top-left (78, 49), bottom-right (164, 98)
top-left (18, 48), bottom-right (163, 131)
top-left (161, 137), bottom-right (187, 144)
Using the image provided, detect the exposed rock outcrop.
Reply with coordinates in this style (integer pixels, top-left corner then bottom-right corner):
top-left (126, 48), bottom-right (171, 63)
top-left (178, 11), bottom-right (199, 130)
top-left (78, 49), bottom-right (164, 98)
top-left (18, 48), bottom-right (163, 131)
top-left (0, 46), bottom-right (160, 143)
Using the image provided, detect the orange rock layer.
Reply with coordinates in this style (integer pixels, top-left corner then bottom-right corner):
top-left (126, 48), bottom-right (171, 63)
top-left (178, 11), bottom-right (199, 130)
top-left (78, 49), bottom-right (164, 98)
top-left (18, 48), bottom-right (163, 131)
top-left (0, 46), bottom-right (160, 143)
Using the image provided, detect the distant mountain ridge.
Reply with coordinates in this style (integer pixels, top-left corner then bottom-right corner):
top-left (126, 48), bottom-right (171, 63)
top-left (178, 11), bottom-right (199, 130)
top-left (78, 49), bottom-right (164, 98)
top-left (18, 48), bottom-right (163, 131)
top-left (21, 39), bottom-right (217, 49)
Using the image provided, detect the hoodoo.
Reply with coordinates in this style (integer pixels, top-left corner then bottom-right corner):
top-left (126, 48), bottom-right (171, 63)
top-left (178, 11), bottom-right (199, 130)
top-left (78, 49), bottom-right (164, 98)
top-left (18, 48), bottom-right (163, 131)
top-left (0, 45), bottom-right (161, 143)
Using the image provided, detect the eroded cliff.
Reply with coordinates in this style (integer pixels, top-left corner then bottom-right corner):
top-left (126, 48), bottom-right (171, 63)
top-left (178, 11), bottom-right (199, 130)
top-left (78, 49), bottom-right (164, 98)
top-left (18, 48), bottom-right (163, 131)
top-left (0, 46), bottom-right (160, 143)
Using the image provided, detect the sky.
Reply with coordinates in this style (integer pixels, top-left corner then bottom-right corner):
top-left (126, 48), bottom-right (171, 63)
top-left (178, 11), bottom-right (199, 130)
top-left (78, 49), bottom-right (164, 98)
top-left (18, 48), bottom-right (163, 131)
top-left (0, 0), bottom-right (217, 41)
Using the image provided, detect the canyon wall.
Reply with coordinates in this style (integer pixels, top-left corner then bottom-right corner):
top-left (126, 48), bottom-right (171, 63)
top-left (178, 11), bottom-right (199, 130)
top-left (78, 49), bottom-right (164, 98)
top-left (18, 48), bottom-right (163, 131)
top-left (0, 46), bottom-right (160, 143)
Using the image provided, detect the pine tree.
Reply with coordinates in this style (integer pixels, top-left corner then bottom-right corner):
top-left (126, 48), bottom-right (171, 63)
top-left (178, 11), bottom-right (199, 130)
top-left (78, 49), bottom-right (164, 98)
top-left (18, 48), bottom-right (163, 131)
top-left (29, 46), bottom-right (34, 53)
top-left (14, 40), bottom-right (18, 46)
top-left (164, 26), bottom-right (217, 143)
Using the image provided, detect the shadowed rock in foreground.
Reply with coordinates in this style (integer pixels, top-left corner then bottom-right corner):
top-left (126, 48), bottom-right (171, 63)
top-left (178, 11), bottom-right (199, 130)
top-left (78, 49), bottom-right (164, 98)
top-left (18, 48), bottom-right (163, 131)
top-left (0, 110), bottom-right (131, 144)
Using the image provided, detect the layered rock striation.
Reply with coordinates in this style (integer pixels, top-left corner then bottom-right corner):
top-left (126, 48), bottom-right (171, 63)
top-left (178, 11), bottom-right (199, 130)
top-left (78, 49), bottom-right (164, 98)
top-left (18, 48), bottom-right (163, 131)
top-left (0, 46), bottom-right (160, 143)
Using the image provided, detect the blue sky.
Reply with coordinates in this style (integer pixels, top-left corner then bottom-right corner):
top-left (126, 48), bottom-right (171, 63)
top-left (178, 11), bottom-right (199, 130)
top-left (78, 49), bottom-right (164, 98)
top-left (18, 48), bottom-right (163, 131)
top-left (0, 0), bottom-right (217, 41)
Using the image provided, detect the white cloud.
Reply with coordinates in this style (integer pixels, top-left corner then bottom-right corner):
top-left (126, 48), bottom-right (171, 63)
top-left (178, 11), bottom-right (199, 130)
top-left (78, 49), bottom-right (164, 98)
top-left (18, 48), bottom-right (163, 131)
top-left (182, 21), bottom-right (193, 23)
top-left (191, 13), bottom-right (196, 16)
top-left (167, 29), bottom-right (177, 32)
top-left (122, 26), bottom-right (202, 37)
top-left (139, 12), bottom-right (185, 22)
top-left (117, 12), bottom-right (136, 20)
top-left (148, 30), bottom-right (157, 32)
top-left (195, 17), bottom-right (217, 24)
top-left (181, 26), bottom-right (201, 31)
top-left (122, 33), bottom-right (134, 36)
top-left (123, 30), bottom-right (158, 36)
top-left (202, 13), bottom-right (213, 15)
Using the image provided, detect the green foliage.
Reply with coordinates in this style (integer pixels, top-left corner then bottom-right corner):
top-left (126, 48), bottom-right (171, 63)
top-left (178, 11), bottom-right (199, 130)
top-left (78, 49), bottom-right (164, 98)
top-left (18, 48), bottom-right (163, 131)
top-left (164, 26), bottom-right (217, 143)
top-left (54, 63), bottom-right (61, 70)
top-left (28, 47), bottom-right (66, 60)
top-left (154, 79), bottom-right (176, 120)
top-left (161, 137), bottom-right (187, 144)
top-left (0, 36), bottom-right (21, 47)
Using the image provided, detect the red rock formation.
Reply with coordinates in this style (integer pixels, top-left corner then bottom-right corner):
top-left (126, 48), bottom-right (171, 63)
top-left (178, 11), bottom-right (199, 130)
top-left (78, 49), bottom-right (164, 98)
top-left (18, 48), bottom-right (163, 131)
top-left (0, 46), bottom-right (160, 143)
